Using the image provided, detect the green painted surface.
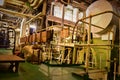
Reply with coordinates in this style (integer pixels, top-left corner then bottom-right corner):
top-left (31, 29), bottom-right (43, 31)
top-left (0, 62), bottom-right (49, 80)
top-left (0, 62), bottom-right (84, 80)
top-left (93, 38), bottom-right (110, 69)
top-left (0, 48), bottom-right (13, 55)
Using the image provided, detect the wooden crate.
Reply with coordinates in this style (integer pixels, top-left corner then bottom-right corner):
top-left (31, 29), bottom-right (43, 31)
top-left (29, 35), bottom-right (32, 43)
top-left (36, 32), bottom-right (41, 42)
top-left (20, 37), bottom-right (26, 43)
top-left (20, 37), bottom-right (23, 43)
top-left (31, 33), bottom-right (36, 42)
top-left (41, 31), bottom-right (47, 42)
top-left (25, 36), bottom-right (29, 43)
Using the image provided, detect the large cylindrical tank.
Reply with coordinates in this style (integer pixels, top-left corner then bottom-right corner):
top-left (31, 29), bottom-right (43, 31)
top-left (86, 0), bottom-right (119, 37)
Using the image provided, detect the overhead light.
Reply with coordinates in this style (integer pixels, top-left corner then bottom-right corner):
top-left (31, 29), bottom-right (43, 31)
top-left (30, 24), bottom-right (36, 29)
top-left (0, 0), bottom-right (4, 6)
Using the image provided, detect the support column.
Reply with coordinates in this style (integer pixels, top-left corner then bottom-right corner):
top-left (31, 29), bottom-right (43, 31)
top-left (118, 18), bottom-right (120, 75)
top-left (85, 16), bottom-right (91, 73)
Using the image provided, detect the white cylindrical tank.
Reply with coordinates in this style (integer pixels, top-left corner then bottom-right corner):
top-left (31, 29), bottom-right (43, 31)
top-left (86, 0), bottom-right (114, 37)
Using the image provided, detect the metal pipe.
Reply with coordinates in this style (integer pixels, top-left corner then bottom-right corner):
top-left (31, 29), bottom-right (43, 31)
top-left (75, 44), bottom-right (113, 47)
top-left (79, 11), bottom-right (120, 22)
top-left (106, 32), bottom-right (111, 68)
top-left (0, 8), bottom-right (42, 19)
top-left (72, 11), bottom-right (120, 43)
top-left (28, 0), bottom-right (34, 3)
top-left (30, 0), bottom-right (38, 7)
top-left (6, 0), bottom-right (26, 7)
top-left (85, 16), bottom-right (92, 73)
top-left (119, 15), bottom-right (120, 75)
top-left (25, 0), bottom-right (46, 24)
top-left (79, 20), bottom-right (104, 30)
top-left (26, 12), bottom-right (44, 24)
top-left (33, 0), bottom-right (43, 9)
top-left (41, 0), bottom-right (46, 15)
top-left (113, 58), bottom-right (117, 80)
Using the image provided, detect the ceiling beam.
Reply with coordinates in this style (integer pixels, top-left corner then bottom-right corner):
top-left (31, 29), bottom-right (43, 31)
top-left (0, 8), bottom-right (42, 19)
top-left (25, 12), bottom-right (44, 24)
top-left (5, 0), bottom-right (27, 7)
top-left (72, 1), bottom-right (87, 10)
top-left (1, 19), bottom-right (17, 24)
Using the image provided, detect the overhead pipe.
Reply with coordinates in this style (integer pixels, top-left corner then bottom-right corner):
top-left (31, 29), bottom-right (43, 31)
top-left (0, 8), bottom-right (42, 19)
top-left (28, 0), bottom-right (43, 9)
top-left (28, 0), bottom-right (34, 3)
top-left (33, 0), bottom-right (43, 9)
top-left (41, 0), bottom-right (47, 15)
top-left (13, 0), bottom-right (25, 5)
top-left (25, 0), bottom-right (46, 24)
top-left (6, 0), bottom-right (25, 4)
top-left (30, 0), bottom-right (39, 7)
top-left (25, 12), bottom-right (44, 24)
top-left (6, 0), bottom-right (26, 7)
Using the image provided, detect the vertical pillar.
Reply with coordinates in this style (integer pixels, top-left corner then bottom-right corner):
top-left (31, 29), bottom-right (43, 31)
top-left (106, 31), bottom-right (110, 68)
top-left (118, 18), bottom-right (120, 75)
top-left (85, 16), bottom-right (91, 73)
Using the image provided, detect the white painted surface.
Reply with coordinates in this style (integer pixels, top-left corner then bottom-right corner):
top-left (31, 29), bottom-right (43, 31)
top-left (86, 0), bottom-right (113, 34)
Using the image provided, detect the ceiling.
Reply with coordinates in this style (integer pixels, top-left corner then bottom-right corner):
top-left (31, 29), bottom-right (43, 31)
top-left (0, 0), bottom-right (44, 28)
top-left (0, 0), bottom-right (120, 29)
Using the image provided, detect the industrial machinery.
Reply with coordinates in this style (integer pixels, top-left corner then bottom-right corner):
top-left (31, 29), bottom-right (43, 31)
top-left (20, 0), bottom-right (120, 80)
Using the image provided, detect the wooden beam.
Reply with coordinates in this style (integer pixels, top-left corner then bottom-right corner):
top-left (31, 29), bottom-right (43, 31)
top-left (1, 19), bottom-right (16, 23)
top-left (26, 12), bottom-right (44, 24)
top-left (42, 0), bottom-right (47, 15)
top-left (72, 1), bottom-right (87, 11)
top-left (0, 8), bottom-right (42, 19)
top-left (6, 0), bottom-right (26, 7)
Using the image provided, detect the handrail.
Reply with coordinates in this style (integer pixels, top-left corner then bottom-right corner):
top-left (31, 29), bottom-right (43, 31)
top-left (72, 11), bottom-right (120, 42)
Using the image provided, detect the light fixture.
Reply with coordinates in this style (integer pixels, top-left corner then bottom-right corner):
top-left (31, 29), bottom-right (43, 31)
top-left (0, 0), bottom-right (4, 6)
